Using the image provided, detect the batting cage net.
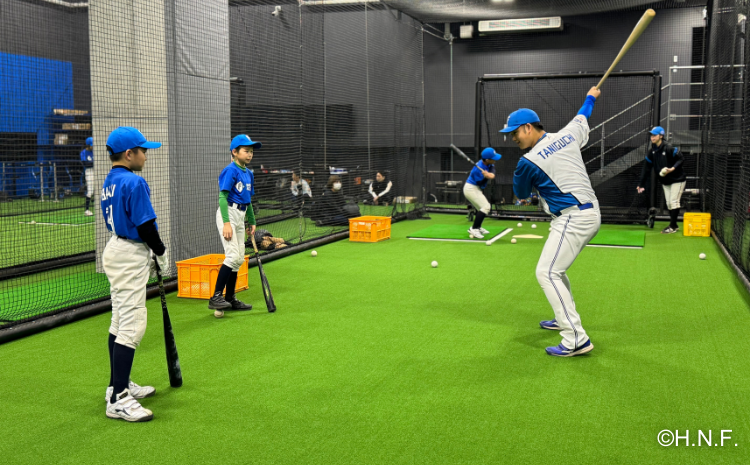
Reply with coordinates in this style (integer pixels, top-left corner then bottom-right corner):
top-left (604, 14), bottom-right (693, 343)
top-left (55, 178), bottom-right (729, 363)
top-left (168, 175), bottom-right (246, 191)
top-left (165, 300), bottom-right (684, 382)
top-left (701, 0), bottom-right (750, 280)
top-left (1, 0), bottom-right (425, 328)
top-left (473, 72), bottom-right (660, 223)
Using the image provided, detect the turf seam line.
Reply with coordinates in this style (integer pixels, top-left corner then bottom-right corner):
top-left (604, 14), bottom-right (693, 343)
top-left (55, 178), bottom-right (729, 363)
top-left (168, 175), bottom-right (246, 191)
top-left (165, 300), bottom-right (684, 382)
top-left (586, 244), bottom-right (643, 249)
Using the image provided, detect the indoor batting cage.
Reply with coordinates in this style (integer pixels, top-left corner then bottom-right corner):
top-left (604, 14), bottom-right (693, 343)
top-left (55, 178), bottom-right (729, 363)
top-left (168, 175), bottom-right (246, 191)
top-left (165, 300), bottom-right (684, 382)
top-left (1, 0), bottom-right (750, 341)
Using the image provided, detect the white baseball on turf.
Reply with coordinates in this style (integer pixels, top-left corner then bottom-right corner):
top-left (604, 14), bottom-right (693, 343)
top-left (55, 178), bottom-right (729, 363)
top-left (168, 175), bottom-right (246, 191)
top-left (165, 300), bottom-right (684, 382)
top-left (431, 261), bottom-right (438, 268)
top-left (517, 223), bottom-right (522, 227)
top-left (311, 250), bottom-right (317, 257)
top-left (485, 241), bottom-right (491, 246)
top-left (531, 224), bottom-right (537, 229)
top-left (214, 310), bottom-right (224, 318)
top-left (699, 253), bottom-right (706, 260)
top-left (30, 220), bottom-right (36, 224)
top-left (511, 238), bottom-right (517, 244)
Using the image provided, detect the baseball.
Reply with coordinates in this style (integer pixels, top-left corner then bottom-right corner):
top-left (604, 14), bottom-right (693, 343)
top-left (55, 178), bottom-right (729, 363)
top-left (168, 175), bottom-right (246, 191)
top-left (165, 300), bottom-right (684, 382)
top-left (431, 261), bottom-right (438, 268)
top-left (214, 310), bottom-right (224, 318)
top-left (311, 250), bottom-right (317, 257)
top-left (511, 238), bottom-right (517, 244)
top-left (30, 220), bottom-right (36, 224)
top-left (531, 224), bottom-right (537, 229)
top-left (699, 253), bottom-right (706, 260)
top-left (485, 240), bottom-right (491, 246)
top-left (517, 223), bottom-right (522, 227)
top-left (660, 167), bottom-right (668, 177)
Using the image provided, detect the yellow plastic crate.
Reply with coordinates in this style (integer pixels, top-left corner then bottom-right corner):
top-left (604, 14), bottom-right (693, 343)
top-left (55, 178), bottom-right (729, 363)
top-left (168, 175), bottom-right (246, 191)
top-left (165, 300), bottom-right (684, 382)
top-left (349, 216), bottom-right (391, 242)
top-left (683, 212), bottom-right (711, 237)
top-left (176, 254), bottom-right (249, 299)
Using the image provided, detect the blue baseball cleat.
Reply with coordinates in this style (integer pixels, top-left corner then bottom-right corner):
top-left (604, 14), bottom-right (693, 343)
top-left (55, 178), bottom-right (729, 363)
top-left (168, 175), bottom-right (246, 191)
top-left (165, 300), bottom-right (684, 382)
top-left (546, 339), bottom-right (594, 357)
top-left (539, 319), bottom-right (562, 330)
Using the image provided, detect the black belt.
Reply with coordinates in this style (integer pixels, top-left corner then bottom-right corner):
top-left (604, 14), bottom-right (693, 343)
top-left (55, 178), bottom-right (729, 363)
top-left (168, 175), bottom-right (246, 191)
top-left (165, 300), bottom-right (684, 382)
top-left (228, 202), bottom-right (248, 211)
top-left (117, 235), bottom-right (143, 243)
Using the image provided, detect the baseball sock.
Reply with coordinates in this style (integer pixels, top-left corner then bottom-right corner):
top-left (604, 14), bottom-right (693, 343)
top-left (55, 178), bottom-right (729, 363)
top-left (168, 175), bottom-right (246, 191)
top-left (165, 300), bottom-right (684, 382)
top-left (669, 208), bottom-right (679, 229)
top-left (108, 333), bottom-right (116, 386)
top-left (225, 271), bottom-right (238, 301)
top-left (85, 196), bottom-right (91, 211)
top-left (472, 211), bottom-right (486, 230)
top-left (213, 264), bottom-right (232, 297)
top-left (111, 343), bottom-right (135, 403)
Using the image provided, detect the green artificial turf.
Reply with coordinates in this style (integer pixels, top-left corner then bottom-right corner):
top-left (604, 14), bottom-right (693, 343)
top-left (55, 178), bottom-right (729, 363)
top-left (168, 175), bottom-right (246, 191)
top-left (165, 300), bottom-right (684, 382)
top-left (1, 214), bottom-right (750, 464)
top-left (589, 229), bottom-right (646, 247)
top-left (407, 223), bottom-right (506, 240)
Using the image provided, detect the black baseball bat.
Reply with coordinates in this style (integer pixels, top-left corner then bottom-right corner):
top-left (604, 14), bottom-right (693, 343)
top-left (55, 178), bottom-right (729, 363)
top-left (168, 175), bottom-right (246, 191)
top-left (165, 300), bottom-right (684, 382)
top-left (250, 235), bottom-right (277, 313)
top-left (450, 144), bottom-right (482, 167)
top-left (154, 259), bottom-right (183, 388)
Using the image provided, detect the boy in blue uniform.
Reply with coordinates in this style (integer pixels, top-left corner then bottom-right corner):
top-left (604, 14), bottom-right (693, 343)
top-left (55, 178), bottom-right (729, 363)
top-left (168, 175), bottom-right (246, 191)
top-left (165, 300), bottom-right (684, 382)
top-left (464, 147), bottom-right (501, 239)
top-left (80, 137), bottom-right (94, 216)
top-left (101, 127), bottom-right (166, 421)
top-left (209, 134), bottom-right (261, 316)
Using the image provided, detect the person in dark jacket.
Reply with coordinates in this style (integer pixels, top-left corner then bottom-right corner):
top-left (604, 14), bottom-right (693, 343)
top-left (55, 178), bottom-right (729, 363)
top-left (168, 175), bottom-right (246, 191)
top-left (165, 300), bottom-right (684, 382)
top-left (368, 171), bottom-right (394, 205)
top-left (313, 175), bottom-right (358, 226)
top-left (637, 126), bottom-right (686, 234)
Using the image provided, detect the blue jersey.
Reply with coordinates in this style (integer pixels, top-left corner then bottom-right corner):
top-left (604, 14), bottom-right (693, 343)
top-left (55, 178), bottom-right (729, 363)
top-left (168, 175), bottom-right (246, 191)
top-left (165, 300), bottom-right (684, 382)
top-left (101, 166), bottom-right (157, 241)
top-left (80, 149), bottom-right (93, 169)
top-left (218, 162), bottom-right (254, 204)
top-left (466, 161), bottom-right (495, 189)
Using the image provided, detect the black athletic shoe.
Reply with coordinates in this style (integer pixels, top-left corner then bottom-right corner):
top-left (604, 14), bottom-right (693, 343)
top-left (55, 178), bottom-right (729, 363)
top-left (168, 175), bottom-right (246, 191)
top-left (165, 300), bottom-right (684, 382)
top-left (208, 294), bottom-right (232, 310)
top-left (227, 298), bottom-right (253, 311)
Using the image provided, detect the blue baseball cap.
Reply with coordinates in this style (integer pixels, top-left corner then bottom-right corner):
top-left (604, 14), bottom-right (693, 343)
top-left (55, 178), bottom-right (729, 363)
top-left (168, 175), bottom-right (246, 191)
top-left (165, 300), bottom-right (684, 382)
top-left (499, 108), bottom-right (541, 133)
top-left (649, 126), bottom-right (665, 135)
top-left (481, 147), bottom-right (502, 161)
top-left (106, 127), bottom-right (161, 154)
top-left (230, 134), bottom-right (262, 152)
top-left (85, 137), bottom-right (93, 146)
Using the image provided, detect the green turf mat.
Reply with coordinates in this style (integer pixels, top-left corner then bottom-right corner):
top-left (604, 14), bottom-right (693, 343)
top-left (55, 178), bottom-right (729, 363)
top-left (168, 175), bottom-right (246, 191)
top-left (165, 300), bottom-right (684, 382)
top-left (407, 223), bottom-right (505, 240)
top-left (589, 229), bottom-right (645, 247)
top-left (1, 216), bottom-right (748, 465)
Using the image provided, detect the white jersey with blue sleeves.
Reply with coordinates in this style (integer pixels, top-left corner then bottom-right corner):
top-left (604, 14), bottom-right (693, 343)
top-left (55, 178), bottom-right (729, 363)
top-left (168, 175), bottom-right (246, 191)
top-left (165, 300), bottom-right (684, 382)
top-left (513, 115), bottom-right (597, 216)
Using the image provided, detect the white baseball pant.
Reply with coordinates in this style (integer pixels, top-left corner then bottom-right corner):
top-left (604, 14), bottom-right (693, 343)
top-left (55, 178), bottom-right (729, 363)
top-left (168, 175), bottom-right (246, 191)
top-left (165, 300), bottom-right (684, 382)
top-left (536, 205), bottom-right (601, 349)
top-left (463, 183), bottom-right (491, 214)
top-left (662, 181), bottom-right (686, 210)
top-left (216, 207), bottom-right (246, 271)
top-left (84, 168), bottom-right (93, 198)
top-left (103, 236), bottom-right (151, 349)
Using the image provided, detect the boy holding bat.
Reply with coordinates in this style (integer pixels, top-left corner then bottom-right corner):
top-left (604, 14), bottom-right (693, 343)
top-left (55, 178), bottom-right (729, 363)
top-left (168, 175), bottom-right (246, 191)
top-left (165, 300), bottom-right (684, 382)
top-left (209, 134), bottom-right (261, 317)
top-left (464, 147), bottom-right (501, 239)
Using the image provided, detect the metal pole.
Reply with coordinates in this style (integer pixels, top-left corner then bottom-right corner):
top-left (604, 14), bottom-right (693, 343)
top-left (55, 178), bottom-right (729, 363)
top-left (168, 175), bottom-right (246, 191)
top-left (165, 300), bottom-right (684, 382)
top-left (666, 67), bottom-right (673, 138)
top-left (421, 29), bottom-right (427, 207)
top-left (53, 162), bottom-right (59, 202)
top-left (39, 163), bottom-right (44, 202)
top-left (600, 123), bottom-right (605, 173)
top-left (474, 80), bottom-right (482, 165)
top-left (450, 37), bottom-right (454, 173)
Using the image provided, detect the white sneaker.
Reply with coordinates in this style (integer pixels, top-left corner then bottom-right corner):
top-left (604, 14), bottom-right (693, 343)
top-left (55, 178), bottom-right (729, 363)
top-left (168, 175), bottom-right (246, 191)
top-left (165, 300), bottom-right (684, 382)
top-left (105, 380), bottom-right (156, 402)
top-left (84, 210), bottom-right (93, 216)
top-left (106, 389), bottom-right (153, 422)
top-left (468, 228), bottom-right (485, 239)
top-left (479, 227), bottom-right (490, 235)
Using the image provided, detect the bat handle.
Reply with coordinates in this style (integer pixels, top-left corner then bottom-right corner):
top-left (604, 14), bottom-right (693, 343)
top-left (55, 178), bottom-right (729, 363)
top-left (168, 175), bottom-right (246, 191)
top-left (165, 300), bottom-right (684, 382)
top-left (250, 235), bottom-right (260, 255)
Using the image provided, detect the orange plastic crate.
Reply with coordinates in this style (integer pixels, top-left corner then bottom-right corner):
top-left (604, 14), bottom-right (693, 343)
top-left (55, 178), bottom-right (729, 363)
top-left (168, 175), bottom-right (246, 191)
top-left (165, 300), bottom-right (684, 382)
top-left (683, 212), bottom-right (711, 237)
top-left (176, 254), bottom-right (249, 299)
top-left (349, 216), bottom-right (391, 242)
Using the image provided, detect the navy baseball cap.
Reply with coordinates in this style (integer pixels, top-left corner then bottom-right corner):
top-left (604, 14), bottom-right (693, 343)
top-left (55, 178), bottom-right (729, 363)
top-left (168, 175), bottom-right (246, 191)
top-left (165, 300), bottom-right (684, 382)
top-left (230, 134), bottom-right (262, 152)
top-left (649, 126), bottom-right (665, 135)
top-left (481, 147), bottom-right (502, 161)
top-left (106, 127), bottom-right (161, 154)
top-left (85, 137), bottom-right (93, 146)
top-left (499, 108), bottom-right (541, 133)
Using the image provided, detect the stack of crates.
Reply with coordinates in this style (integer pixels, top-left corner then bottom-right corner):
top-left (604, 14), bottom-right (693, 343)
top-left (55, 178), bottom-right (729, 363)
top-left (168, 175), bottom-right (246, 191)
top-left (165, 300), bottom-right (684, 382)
top-left (176, 254), bottom-right (249, 299)
top-left (349, 216), bottom-right (391, 242)
top-left (683, 212), bottom-right (711, 237)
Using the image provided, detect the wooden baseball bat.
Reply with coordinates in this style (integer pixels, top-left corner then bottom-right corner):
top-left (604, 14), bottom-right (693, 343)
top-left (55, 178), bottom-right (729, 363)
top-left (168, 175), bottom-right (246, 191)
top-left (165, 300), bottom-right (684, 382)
top-left (596, 9), bottom-right (656, 90)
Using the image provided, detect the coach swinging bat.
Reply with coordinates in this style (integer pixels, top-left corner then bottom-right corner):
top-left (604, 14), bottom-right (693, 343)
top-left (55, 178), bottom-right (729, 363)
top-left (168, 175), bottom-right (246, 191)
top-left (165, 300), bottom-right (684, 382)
top-left (596, 9), bottom-right (656, 89)
top-left (153, 259), bottom-right (183, 388)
